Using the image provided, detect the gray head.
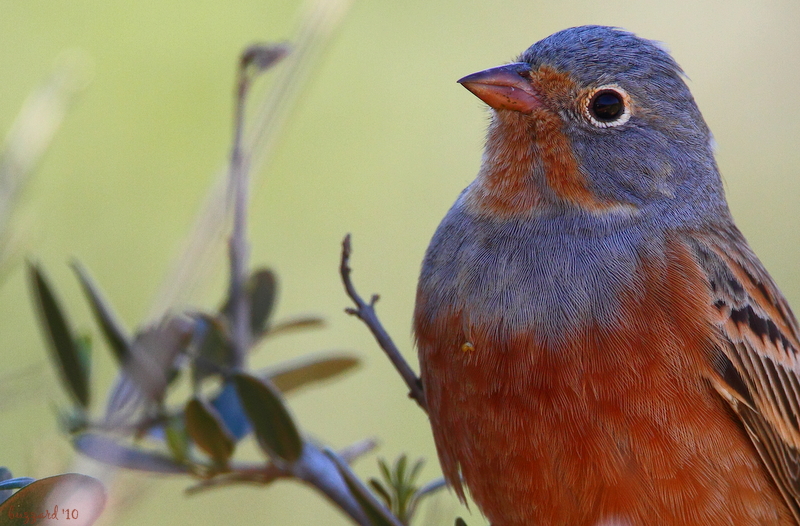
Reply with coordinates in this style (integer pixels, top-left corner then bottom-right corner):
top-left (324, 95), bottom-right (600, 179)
top-left (458, 25), bottom-right (727, 224)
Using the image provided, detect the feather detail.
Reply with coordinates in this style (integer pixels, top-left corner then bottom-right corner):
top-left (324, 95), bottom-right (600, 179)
top-left (416, 227), bottom-right (794, 525)
top-left (693, 225), bottom-right (800, 522)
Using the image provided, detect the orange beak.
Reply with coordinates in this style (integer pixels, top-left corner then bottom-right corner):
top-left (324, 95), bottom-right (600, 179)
top-left (458, 62), bottom-right (541, 114)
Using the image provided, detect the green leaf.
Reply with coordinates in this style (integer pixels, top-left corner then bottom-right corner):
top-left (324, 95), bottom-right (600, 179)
top-left (232, 373), bottom-right (302, 463)
top-left (221, 268), bottom-right (278, 339)
top-left (73, 434), bottom-right (190, 474)
top-left (259, 353), bottom-right (360, 395)
top-left (368, 478), bottom-right (392, 509)
top-left (75, 334), bottom-right (92, 391)
top-left (247, 268), bottom-right (276, 336)
top-left (185, 398), bottom-right (235, 466)
top-left (191, 314), bottom-right (233, 386)
top-left (28, 262), bottom-right (89, 407)
top-left (164, 416), bottom-right (191, 466)
top-left (71, 261), bottom-right (131, 365)
top-left (378, 458), bottom-right (392, 487)
top-left (399, 458), bottom-right (424, 515)
top-left (395, 455), bottom-right (407, 487)
top-left (375, 455), bottom-right (429, 524)
top-left (0, 473), bottom-right (105, 526)
top-left (408, 458), bottom-right (423, 483)
top-left (265, 315), bottom-right (324, 338)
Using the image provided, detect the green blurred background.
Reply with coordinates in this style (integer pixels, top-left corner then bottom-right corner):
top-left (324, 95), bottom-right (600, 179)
top-left (0, 1), bottom-right (798, 524)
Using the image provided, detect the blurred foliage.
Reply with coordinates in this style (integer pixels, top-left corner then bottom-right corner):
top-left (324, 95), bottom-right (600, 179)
top-left (0, 55), bottom-right (105, 526)
top-left (30, 256), bottom-right (446, 525)
top-left (31, 260), bottom-right (341, 467)
top-left (28, 263), bottom-right (91, 408)
top-left (369, 455), bottom-right (446, 525)
top-left (24, 40), bottom-right (445, 525)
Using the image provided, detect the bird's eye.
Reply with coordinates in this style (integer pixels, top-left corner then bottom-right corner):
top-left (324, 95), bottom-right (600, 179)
top-left (584, 86), bottom-right (631, 128)
top-left (591, 91), bottom-right (623, 120)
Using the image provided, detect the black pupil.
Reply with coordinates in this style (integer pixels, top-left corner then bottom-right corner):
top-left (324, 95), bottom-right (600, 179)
top-left (591, 91), bottom-right (623, 121)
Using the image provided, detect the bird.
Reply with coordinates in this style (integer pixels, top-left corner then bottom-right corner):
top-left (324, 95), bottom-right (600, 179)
top-left (413, 25), bottom-right (800, 526)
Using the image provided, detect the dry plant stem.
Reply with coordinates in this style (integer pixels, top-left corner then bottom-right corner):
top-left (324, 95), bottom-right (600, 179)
top-left (227, 44), bottom-right (292, 367)
top-left (219, 48), bottom-right (388, 526)
top-left (340, 234), bottom-right (427, 412)
top-left (227, 57), bottom-right (256, 368)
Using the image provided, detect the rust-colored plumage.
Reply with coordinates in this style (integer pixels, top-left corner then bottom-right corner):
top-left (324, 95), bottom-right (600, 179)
top-left (416, 232), bottom-right (795, 525)
top-left (415, 26), bottom-right (800, 525)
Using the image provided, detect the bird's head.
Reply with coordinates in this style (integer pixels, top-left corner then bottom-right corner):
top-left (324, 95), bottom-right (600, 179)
top-left (460, 25), bottom-right (725, 223)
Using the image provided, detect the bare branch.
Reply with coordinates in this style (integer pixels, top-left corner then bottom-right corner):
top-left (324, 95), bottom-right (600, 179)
top-left (339, 234), bottom-right (426, 412)
top-left (227, 44), bottom-right (290, 367)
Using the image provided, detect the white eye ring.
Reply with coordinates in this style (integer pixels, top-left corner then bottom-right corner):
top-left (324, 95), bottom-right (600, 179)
top-left (583, 85), bottom-right (631, 128)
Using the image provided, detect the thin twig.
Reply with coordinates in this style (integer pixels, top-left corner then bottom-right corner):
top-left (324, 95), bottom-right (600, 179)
top-left (226, 53), bottom-right (254, 368)
top-left (227, 44), bottom-right (291, 368)
top-left (339, 234), bottom-right (426, 412)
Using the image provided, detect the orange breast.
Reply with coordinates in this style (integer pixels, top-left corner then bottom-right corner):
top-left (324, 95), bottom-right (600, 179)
top-left (415, 236), bottom-right (793, 526)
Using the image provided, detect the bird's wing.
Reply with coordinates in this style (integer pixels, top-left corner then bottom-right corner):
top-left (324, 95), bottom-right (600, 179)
top-left (692, 226), bottom-right (800, 521)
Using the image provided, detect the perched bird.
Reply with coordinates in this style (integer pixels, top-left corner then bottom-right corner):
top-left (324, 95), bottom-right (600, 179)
top-left (413, 26), bottom-right (800, 526)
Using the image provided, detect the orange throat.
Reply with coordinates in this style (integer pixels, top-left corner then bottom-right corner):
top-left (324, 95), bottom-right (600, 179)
top-left (464, 105), bottom-right (616, 217)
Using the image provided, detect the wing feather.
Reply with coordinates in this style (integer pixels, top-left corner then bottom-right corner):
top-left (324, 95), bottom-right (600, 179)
top-left (691, 226), bottom-right (800, 521)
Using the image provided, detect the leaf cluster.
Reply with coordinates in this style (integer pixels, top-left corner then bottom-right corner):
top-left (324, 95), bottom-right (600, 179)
top-left (30, 261), bottom-right (343, 473)
top-left (24, 41), bottom-right (449, 526)
top-left (29, 257), bottom-right (445, 525)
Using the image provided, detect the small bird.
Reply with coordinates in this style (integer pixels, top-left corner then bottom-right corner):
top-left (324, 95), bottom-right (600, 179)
top-left (413, 26), bottom-right (800, 526)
